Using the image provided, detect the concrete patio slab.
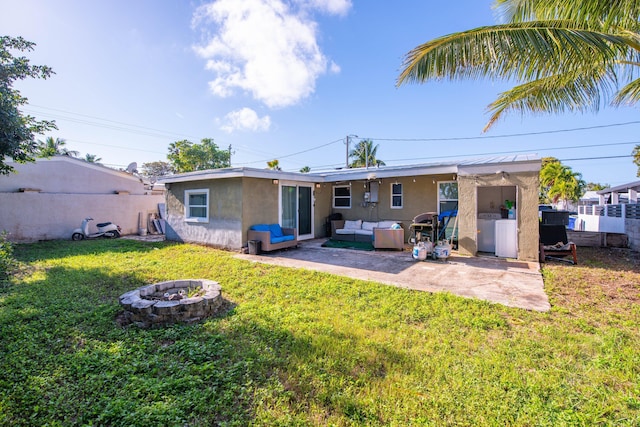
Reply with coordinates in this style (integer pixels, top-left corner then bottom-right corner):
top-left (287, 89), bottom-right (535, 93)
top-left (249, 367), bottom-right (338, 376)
top-left (236, 239), bottom-right (550, 312)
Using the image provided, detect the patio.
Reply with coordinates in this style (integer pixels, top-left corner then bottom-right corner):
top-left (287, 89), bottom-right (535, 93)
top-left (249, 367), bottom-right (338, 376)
top-left (237, 239), bottom-right (549, 312)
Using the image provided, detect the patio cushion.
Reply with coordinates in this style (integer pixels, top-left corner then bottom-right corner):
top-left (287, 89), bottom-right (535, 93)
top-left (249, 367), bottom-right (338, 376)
top-left (335, 228), bottom-right (354, 235)
top-left (378, 220), bottom-right (396, 229)
top-left (250, 224), bottom-right (270, 232)
top-left (269, 223), bottom-right (284, 237)
top-left (362, 221), bottom-right (378, 231)
top-left (271, 235), bottom-right (295, 244)
top-left (354, 229), bottom-right (374, 237)
top-left (344, 219), bottom-right (362, 230)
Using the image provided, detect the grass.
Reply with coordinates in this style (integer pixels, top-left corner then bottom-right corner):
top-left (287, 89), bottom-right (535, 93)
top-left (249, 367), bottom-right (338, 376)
top-left (0, 240), bottom-right (638, 426)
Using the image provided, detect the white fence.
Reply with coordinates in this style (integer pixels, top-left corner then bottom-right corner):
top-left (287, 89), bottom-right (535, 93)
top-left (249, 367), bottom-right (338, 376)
top-left (577, 204), bottom-right (640, 250)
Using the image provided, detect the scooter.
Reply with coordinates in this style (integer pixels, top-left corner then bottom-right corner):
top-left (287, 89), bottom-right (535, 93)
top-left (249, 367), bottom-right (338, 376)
top-left (72, 217), bottom-right (121, 240)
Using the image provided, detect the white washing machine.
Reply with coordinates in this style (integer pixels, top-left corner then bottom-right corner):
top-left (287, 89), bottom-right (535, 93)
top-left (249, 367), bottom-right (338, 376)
top-left (477, 213), bottom-right (501, 253)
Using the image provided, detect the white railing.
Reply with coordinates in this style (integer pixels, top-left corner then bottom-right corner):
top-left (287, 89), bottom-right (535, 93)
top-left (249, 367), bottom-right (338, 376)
top-left (577, 204), bottom-right (632, 233)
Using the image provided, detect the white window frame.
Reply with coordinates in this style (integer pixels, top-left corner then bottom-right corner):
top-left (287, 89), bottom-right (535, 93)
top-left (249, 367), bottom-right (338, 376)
top-left (333, 185), bottom-right (351, 209)
top-left (184, 189), bottom-right (209, 223)
top-left (437, 181), bottom-right (458, 214)
top-left (391, 182), bottom-right (403, 209)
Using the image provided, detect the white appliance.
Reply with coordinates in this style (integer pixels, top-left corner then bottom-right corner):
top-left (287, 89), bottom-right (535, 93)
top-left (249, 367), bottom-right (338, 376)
top-left (495, 219), bottom-right (517, 258)
top-left (477, 213), bottom-right (501, 253)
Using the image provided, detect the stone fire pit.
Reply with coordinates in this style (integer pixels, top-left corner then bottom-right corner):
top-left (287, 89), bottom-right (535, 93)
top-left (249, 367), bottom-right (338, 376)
top-left (118, 279), bottom-right (223, 328)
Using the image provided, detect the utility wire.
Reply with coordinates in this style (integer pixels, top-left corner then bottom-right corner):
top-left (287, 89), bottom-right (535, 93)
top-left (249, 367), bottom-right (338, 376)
top-left (365, 121), bottom-right (640, 142)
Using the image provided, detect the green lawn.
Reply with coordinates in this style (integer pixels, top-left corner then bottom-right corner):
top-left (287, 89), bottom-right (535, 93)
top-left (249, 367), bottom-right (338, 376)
top-left (0, 239), bottom-right (638, 426)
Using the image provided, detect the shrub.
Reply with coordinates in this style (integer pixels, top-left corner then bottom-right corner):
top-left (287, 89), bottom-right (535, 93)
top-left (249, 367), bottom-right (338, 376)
top-left (0, 231), bottom-right (15, 280)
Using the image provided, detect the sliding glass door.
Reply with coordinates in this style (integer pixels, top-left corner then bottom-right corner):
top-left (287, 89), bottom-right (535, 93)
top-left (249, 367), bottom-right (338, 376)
top-left (280, 183), bottom-right (314, 240)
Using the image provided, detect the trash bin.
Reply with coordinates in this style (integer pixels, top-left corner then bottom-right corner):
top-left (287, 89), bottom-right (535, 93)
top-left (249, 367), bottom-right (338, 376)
top-left (248, 240), bottom-right (261, 255)
top-left (542, 211), bottom-right (570, 225)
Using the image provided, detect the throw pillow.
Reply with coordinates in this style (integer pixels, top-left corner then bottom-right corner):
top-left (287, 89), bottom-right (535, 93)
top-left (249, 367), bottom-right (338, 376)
top-left (344, 219), bottom-right (362, 230)
top-left (269, 223), bottom-right (284, 237)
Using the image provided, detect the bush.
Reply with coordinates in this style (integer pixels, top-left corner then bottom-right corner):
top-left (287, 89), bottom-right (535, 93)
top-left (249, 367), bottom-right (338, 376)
top-left (0, 231), bottom-right (15, 280)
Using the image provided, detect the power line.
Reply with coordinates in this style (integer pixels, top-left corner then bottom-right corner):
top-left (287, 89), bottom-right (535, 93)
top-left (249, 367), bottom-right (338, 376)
top-left (26, 104), bottom-right (202, 140)
top-left (382, 140), bottom-right (639, 165)
top-left (366, 120), bottom-right (640, 142)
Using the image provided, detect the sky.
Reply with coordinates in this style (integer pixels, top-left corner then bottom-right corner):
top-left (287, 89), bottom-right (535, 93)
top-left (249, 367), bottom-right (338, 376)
top-left (2, 0), bottom-right (639, 187)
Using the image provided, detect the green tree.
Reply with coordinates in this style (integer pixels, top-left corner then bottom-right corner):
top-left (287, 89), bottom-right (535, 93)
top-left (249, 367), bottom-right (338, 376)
top-left (540, 157), bottom-right (586, 209)
top-left (267, 159), bottom-right (281, 170)
top-left (299, 166), bottom-right (311, 173)
top-left (83, 153), bottom-right (101, 164)
top-left (141, 161), bottom-right (173, 181)
top-left (349, 139), bottom-right (385, 168)
top-left (0, 36), bottom-right (57, 174)
top-left (37, 137), bottom-right (78, 157)
top-left (633, 144), bottom-right (640, 177)
top-left (397, 0), bottom-right (640, 131)
top-left (167, 138), bottom-right (230, 173)
top-left (585, 182), bottom-right (608, 191)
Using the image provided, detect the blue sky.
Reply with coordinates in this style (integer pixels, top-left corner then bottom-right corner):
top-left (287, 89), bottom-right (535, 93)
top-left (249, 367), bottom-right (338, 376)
top-left (2, 0), bottom-right (639, 186)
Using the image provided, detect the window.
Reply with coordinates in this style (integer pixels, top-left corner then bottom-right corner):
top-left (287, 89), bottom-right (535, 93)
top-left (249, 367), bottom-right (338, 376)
top-left (333, 185), bottom-right (351, 208)
top-left (391, 183), bottom-right (403, 209)
top-left (185, 189), bottom-right (209, 222)
top-left (438, 181), bottom-right (458, 213)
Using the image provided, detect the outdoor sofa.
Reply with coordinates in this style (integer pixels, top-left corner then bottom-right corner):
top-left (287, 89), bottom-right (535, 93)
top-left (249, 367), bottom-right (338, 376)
top-left (247, 224), bottom-right (297, 252)
top-left (331, 219), bottom-right (404, 250)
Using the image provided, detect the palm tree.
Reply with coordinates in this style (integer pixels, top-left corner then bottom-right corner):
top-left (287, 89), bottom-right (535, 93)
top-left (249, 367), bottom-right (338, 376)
top-left (267, 159), bottom-right (281, 170)
top-left (299, 166), bottom-right (311, 173)
top-left (37, 137), bottom-right (79, 157)
top-left (397, 0), bottom-right (640, 131)
top-left (84, 154), bottom-right (102, 164)
top-left (540, 158), bottom-right (586, 209)
top-left (349, 139), bottom-right (385, 168)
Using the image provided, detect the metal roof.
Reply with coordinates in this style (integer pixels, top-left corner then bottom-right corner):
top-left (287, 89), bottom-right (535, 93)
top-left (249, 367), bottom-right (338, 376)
top-left (597, 180), bottom-right (640, 194)
top-left (159, 154), bottom-right (541, 184)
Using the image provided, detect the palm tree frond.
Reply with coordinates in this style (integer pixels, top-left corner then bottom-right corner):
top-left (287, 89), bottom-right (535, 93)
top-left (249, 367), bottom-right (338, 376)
top-left (398, 20), bottom-right (629, 88)
top-left (494, 0), bottom-right (640, 30)
top-left (484, 65), bottom-right (617, 130)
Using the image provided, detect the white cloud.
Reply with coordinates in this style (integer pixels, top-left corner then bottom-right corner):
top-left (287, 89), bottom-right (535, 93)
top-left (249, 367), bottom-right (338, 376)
top-left (302, 0), bottom-right (352, 16)
top-left (194, 0), bottom-right (350, 108)
top-left (220, 107), bottom-right (271, 133)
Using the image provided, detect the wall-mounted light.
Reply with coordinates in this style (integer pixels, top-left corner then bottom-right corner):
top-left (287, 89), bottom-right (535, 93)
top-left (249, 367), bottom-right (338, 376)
top-left (315, 183), bottom-right (321, 188)
top-left (272, 179), bottom-right (279, 185)
top-left (413, 178), bottom-right (416, 183)
top-left (432, 179), bottom-right (436, 184)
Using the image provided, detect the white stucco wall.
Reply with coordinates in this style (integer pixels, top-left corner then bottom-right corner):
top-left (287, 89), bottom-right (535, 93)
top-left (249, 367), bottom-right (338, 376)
top-left (1, 157), bottom-right (147, 194)
top-left (0, 157), bottom-right (164, 242)
top-left (0, 193), bottom-right (165, 242)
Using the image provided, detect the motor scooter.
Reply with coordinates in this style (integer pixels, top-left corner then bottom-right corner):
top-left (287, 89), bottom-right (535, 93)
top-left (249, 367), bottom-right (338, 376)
top-left (72, 217), bottom-right (121, 240)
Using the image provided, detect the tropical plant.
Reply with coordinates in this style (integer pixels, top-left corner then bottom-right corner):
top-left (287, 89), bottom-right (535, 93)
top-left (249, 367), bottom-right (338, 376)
top-left (349, 139), bottom-right (385, 168)
top-left (37, 137), bottom-right (79, 158)
top-left (167, 138), bottom-right (230, 173)
top-left (633, 144), bottom-right (640, 176)
top-left (585, 182), bottom-right (608, 191)
top-left (0, 36), bottom-right (57, 174)
top-left (540, 157), bottom-right (586, 208)
top-left (299, 166), bottom-right (311, 173)
top-left (267, 159), bottom-right (281, 170)
top-left (84, 153), bottom-right (102, 164)
top-left (397, 0), bottom-right (640, 131)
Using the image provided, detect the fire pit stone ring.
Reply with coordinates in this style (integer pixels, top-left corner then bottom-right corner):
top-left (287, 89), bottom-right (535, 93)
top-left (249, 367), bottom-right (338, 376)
top-left (118, 279), bottom-right (223, 328)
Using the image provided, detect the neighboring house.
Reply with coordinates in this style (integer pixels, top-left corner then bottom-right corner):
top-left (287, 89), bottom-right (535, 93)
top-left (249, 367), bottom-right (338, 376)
top-left (160, 154), bottom-right (542, 261)
top-left (577, 180), bottom-right (640, 250)
top-left (0, 156), bottom-right (165, 242)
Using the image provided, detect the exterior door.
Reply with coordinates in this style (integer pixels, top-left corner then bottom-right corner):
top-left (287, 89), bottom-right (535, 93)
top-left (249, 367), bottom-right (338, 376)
top-left (281, 183), bottom-right (314, 240)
